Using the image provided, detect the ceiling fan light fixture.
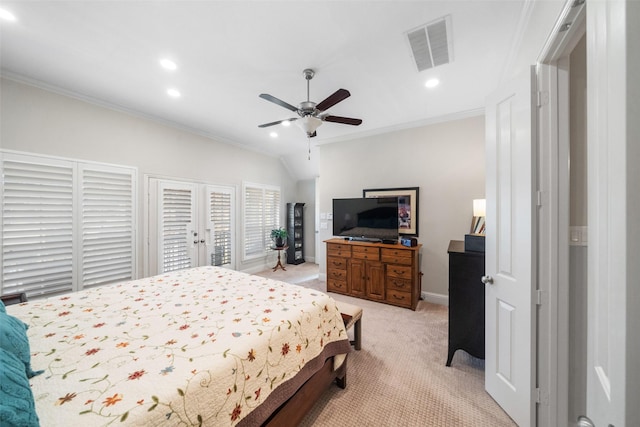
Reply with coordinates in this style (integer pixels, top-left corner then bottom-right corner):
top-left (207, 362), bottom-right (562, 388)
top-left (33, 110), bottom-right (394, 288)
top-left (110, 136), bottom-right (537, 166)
top-left (296, 115), bottom-right (322, 136)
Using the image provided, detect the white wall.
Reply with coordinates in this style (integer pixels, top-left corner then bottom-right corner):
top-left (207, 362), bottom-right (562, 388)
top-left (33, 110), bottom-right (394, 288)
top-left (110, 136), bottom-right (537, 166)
top-left (317, 114), bottom-right (485, 299)
top-left (0, 77), bottom-right (297, 275)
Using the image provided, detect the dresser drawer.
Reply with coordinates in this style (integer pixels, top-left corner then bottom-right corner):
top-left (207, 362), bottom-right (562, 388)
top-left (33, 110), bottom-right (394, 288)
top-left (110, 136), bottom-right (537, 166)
top-left (327, 256), bottom-right (348, 270)
top-left (387, 265), bottom-right (412, 279)
top-left (381, 254), bottom-right (412, 265)
top-left (327, 268), bottom-right (347, 281)
top-left (352, 246), bottom-right (380, 261)
top-left (386, 289), bottom-right (412, 308)
top-left (381, 248), bottom-right (412, 258)
top-left (327, 243), bottom-right (352, 258)
top-left (381, 248), bottom-right (413, 265)
top-left (387, 277), bottom-right (412, 292)
top-left (327, 278), bottom-right (348, 294)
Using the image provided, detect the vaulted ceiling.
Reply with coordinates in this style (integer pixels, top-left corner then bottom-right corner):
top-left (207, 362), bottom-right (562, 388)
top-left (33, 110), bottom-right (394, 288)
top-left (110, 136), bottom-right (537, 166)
top-left (0, 1), bottom-right (564, 180)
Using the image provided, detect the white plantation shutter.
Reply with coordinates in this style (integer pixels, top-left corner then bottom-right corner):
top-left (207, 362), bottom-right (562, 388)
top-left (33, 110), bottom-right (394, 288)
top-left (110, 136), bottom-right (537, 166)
top-left (79, 166), bottom-right (135, 289)
top-left (243, 182), bottom-right (281, 260)
top-left (159, 183), bottom-right (196, 273)
top-left (264, 187), bottom-right (281, 246)
top-left (1, 152), bottom-right (137, 298)
top-left (206, 186), bottom-right (233, 267)
top-left (1, 157), bottom-right (75, 296)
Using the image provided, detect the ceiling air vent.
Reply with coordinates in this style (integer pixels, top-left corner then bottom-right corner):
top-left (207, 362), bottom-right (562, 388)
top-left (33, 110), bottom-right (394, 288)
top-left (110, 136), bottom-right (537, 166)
top-left (405, 16), bottom-right (452, 72)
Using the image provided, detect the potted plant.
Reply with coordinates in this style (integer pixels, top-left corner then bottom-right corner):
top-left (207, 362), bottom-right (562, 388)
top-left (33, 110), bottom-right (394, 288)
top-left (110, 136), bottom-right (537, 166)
top-left (271, 228), bottom-right (288, 248)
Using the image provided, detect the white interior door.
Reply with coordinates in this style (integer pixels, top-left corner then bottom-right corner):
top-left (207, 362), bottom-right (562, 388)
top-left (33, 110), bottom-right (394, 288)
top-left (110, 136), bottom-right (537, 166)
top-left (484, 67), bottom-right (535, 427)
top-left (582, 1), bottom-right (631, 425)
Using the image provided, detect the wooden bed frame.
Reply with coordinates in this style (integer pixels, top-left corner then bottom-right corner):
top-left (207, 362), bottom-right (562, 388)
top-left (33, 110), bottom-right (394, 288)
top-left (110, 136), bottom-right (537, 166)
top-left (263, 355), bottom-right (347, 426)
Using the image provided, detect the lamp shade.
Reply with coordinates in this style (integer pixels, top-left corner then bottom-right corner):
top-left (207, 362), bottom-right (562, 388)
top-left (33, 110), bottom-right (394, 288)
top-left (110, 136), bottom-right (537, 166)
top-left (295, 115), bottom-right (322, 135)
top-left (473, 199), bottom-right (486, 217)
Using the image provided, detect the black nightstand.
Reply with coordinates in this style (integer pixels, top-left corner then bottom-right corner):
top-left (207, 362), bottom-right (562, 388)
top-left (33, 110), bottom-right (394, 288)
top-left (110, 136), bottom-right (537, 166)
top-left (446, 240), bottom-right (485, 366)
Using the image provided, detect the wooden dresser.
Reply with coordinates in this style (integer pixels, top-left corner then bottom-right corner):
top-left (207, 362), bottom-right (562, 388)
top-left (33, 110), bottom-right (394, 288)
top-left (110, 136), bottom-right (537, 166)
top-left (325, 238), bottom-right (422, 310)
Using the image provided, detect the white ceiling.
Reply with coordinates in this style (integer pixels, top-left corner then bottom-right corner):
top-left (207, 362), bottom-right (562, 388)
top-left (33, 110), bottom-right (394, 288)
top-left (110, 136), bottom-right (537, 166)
top-left (0, 1), bottom-right (563, 180)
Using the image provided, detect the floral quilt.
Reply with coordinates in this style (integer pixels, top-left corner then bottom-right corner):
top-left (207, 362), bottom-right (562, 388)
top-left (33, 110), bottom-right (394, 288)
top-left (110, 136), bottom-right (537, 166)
top-left (7, 266), bottom-right (350, 426)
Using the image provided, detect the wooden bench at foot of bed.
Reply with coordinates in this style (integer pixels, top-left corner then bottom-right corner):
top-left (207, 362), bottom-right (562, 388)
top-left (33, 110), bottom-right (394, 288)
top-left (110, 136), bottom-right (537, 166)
top-left (263, 354), bottom-right (347, 426)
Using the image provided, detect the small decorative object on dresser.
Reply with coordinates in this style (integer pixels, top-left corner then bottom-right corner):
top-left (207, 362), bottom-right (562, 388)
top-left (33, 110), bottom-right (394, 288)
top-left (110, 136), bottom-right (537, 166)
top-left (446, 240), bottom-right (486, 366)
top-left (325, 238), bottom-right (422, 310)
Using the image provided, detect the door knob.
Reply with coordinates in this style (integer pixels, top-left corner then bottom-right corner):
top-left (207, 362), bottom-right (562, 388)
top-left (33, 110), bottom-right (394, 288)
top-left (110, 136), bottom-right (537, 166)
top-left (481, 275), bottom-right (494, 284)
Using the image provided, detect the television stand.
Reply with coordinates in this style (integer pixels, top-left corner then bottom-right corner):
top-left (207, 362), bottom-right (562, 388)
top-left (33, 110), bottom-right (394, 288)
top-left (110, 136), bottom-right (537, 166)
top-left (325, 238), bottom-right (422, 310)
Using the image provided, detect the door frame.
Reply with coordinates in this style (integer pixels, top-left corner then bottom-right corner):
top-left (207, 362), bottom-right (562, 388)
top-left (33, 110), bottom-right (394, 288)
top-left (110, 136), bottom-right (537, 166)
top-left (535, 1), bottom-right (585, 425)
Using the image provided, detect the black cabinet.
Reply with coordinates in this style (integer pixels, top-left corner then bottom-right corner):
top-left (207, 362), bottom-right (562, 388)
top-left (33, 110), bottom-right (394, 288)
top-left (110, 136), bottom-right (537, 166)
top-left (446, 240), bottom-right (485, 366)
top-left (286, 203), bottom-right (305, 264)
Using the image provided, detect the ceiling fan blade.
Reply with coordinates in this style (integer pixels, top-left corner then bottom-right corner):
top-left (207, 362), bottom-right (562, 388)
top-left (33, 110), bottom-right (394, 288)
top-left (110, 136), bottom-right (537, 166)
top-left (323, 115), bottom-right (362, 126)
top-left (316, 89), bottom-right (351, 111)
top-left (258, 118), bottom-right (298, 128)
top-left (259, 93), bottom-right (299, 112)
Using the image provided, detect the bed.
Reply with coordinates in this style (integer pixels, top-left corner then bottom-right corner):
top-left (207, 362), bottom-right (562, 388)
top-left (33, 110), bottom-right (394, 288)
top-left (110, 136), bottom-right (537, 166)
top-left (2, 266), bottom-right (351, 426)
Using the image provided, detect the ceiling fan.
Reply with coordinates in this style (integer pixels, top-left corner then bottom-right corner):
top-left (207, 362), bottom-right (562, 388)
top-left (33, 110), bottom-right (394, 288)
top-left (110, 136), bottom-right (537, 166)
top-left (258, 68), bottom-right (362, 138)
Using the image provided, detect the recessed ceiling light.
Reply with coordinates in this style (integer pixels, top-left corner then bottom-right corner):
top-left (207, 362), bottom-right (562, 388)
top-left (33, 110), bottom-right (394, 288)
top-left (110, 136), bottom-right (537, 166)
top-left (167, 88), bottom-right (181, 98)
top-left (281, 121), bottom-right (291, 127)
top-left (425, 78), bottom-right (440, 88)
top-left (270, 132), bottom-right (278, 138)
top-left (160, 58), bottom-right (177, 71)
top-left (0, 7), bottom-right (17, 21)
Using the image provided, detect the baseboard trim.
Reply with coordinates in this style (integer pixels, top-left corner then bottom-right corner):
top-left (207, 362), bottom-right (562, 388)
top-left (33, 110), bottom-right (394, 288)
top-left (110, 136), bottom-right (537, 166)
top-left (242, 265), bottom-right (269, 275)
top-left (422, 291), bottom-right (449, 306)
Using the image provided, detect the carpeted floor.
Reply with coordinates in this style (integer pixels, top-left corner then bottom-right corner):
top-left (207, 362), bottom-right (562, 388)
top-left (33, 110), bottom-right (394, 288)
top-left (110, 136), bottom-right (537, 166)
top-left (256, 263), bottom-right (516, 427)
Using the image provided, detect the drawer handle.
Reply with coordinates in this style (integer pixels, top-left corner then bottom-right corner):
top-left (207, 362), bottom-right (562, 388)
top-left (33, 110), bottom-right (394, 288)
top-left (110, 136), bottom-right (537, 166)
top-left (393, 270), bottom-right (406, 275)
top-left (393, 294), bottom-right (405, 300)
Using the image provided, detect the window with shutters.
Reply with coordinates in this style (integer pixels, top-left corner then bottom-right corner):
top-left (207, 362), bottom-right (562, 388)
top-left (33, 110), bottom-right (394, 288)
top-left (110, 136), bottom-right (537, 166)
top-left (243, 182), bottom-right (281, 260)
top-left (159, 183), bottom-right (195, 273)
top-left (207, 186), bottom-right (233, 267)
top-left (1, 152), bottom-right (137, 298)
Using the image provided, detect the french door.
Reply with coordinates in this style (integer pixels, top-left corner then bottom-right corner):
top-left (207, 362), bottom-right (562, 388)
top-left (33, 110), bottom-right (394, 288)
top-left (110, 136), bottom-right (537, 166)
top-left (148, 178), bottom-right (235, 275)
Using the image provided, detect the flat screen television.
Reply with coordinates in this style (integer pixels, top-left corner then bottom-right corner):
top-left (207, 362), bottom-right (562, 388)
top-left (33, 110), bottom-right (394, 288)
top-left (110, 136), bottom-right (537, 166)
top-left (332, 197), bottom-right (399, 242)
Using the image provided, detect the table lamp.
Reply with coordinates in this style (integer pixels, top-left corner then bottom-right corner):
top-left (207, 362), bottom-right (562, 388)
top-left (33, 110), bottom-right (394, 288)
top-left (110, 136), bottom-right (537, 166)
top-left (465, 198), bottom-right (486, 252)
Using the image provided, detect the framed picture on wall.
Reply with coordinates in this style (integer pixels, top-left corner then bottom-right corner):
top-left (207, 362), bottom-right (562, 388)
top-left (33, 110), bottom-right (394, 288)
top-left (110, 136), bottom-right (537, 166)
top-left (363, 187), bottom-right (419, 236)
